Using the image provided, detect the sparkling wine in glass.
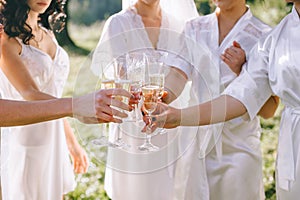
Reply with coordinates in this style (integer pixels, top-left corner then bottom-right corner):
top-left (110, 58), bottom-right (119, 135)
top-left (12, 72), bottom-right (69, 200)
top-left (146, 51), bottom-right (168, 135)
top-left (115, 79), bottom-right (132, 104)
top-left (150, 73), bottom-right (165, 99)
top-left (91, 56), bottom-right (117, 147)
top-left (138, 84), bottom-right (160, 152)
top-left (126, 52), bottom-right (146, 122)
top-left (111, 57), bottom-right (132, 149)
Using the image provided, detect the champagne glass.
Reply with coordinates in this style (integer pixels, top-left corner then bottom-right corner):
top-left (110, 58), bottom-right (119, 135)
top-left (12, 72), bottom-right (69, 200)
top-left (138, 84), bottom-right (160, 152)
top-left (146, 51), bottom-right (168, 135)
top-left (111, 56), bottom-right (131, 149)
top-left (91, 56), bottom-right (130, 149)
top-left (91, 55), bottom-right (117, 147)
top-left (126, 52), bottom-right (146, 123)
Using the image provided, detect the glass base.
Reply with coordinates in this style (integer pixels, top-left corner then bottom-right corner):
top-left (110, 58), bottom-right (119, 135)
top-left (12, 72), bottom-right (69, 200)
top-left (91, 137), bottom-right (109, 147)
top-left (113, 139), bottom-right (131, 150)
top-left (138, 142), bottom-right (159, 152)
top-left (91, 137), bottom-right (130, 150)
top-left (157, 128), bottom-right (167, 135)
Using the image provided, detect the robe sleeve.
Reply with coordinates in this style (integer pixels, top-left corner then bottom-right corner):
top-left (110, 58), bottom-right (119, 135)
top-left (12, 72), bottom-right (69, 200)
top-left (223, 40), bottom-right (273, 120)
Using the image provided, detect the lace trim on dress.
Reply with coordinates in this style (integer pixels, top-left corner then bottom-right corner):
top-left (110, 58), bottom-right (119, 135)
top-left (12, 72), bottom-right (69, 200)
top-left (127, 6), bottom-right (169, 50)
top-left (243, 23), bottom-right (263, 39)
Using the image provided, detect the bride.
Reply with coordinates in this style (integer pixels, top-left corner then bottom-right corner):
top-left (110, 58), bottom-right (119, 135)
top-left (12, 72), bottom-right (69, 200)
top-left (91, 0), bottom-right (205, 199)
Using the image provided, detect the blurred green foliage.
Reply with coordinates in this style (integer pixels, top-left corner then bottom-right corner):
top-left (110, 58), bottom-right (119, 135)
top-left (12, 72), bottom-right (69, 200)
top-left (69, 0), bottom-right (121, 25)
top-left (68, 0), bottom-right (292, 26)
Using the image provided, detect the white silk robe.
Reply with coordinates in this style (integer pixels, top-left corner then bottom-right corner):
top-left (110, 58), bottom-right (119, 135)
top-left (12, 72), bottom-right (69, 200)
top-left (166, 7), bottom-right (271, 200)
top-left (92, 6), bottom-right (198, 200)
top-left (224, 6), bottom-right (300, 200)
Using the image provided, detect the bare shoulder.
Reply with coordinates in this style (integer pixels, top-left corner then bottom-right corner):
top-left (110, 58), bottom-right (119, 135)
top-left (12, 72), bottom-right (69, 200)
top-left (1, 33), bottom-right (22, 55)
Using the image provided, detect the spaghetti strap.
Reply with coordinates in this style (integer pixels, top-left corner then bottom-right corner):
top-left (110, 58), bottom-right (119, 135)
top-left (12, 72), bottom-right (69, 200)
top-left (40, 26), bottom-right (58, 45)
top-left (14, 37), bottom-right (24, 46)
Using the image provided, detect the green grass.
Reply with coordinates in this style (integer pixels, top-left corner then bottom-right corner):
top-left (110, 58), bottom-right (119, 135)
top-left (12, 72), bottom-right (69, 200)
top-left (63, 22), bottom-right (111, 200)
top-left (63, 22), bottom-right (279, 200)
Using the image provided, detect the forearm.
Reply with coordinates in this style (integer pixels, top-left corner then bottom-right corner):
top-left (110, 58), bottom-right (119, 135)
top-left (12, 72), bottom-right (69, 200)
top-left (179, 95), bottom-right (247, 126)
top-left (163, 67), bottom-right (187, 104)
top-left (21, 89), bottom-right (56, 101)
top-left (0, 98), bottom-right (72, 127)
top-left (63, 119), bottom-right (79, 147)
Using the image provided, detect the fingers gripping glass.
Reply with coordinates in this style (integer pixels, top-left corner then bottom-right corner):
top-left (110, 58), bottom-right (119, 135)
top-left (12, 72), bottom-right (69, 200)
top-left (138, 51), bottom-right (167, 152)
top-left (146, 51), bottom-right (168, 135)
top-left (138, 84), bottom-right (160, 152)
top-left (91, 56), bottom-right (131, 149)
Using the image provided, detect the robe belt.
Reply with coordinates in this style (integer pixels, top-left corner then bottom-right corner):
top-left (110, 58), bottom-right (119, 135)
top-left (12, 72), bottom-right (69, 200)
top-left (277, 106), bottom-right (300, 191)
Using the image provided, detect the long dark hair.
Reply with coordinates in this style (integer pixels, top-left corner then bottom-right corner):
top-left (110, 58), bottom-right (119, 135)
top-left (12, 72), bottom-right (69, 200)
top-left (0, 0), bottom-right (66, 45)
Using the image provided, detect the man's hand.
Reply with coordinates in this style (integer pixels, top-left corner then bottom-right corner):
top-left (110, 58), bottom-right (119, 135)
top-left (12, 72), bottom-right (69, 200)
top-left (73, 88), bottom-right (131, 123)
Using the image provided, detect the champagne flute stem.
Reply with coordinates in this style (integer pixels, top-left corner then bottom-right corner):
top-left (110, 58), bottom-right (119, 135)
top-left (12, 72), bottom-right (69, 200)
top-left (146, 114), bottom-right (153, 143)
top-left (116, 124), bottom-right (123, 142)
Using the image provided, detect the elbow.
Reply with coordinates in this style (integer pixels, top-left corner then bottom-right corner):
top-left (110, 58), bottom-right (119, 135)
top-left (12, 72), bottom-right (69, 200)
top-left (258, 106), bottom-right (277, 119)
top-left (259, 96), bottom-right (280, 119)
top-left (259, 112), bottom-right (275, 119)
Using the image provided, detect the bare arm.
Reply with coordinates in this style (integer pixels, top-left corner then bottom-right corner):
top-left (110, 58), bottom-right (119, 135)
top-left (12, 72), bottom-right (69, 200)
top-left (0, 30), bottom-right (131, 127)
top-left (257, 96), bottom-right (280, 119)
top-left (0, 88), bottom-right (131, 127)
top-left (154, 95), bottom-right (247, 129)
top-left (1, 34), bottom-right (57, 101)
top-left (163, 67), bottom-right (188, 104)
top-left (0, 98), bottom-right (72, 126)
top-left (64, 119), bottom-right (89, 174)
top-left (221, 41), bottom-right (279, 119)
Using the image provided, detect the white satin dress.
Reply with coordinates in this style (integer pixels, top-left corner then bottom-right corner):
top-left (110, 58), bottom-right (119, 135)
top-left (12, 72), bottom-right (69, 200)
top-left (0, 31), bottom-right (75, 200)
top-left (165, 7), bottom-right (271, 200)
top-left (224, 6), bottom-right (300, 200)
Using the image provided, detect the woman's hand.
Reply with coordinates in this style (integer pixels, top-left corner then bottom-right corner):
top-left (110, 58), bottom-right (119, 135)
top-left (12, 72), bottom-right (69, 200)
top-left (221, 41), bottom-right (246, 75)
top-left (73, 88), bottom-right (132, 123)
top-left (64, 120), bottom-right (89, 174)
top-left (142, 102), bottom-right (181, 133)
top-left (68, 142), bottom-right (89, 174)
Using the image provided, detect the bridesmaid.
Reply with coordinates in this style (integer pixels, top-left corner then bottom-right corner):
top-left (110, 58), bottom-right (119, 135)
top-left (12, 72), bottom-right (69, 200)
top-left (92, 0), bottom-right (199, 199)
top-left (0, 0), bottom-right (88, 199)
top-left (161, 0), bottom-right (279, 199)
top-left (0, 16), bottom-right (131, 127)
top-left (155, 1), bottom-right (300, 199)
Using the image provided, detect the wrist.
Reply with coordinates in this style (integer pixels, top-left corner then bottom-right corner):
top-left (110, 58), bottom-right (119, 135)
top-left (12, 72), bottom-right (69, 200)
top-left (63, 98), bottom-right (73, 117)
top-left (173, 108), bottom-right (182, 127)
top-left (180, 106), bottom-right (200, 126)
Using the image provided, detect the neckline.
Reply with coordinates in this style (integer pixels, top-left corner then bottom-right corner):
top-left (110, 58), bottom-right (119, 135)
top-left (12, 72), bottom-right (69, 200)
top-left (128, 6), bottom-right (167, 50)
top-left (16, 27), bottom-right (59, 62)
top-left (291, 6), bottom-right (300, 23)
top-left (27, 43), bottom-right (59, 62)
top-left (215, 7), bottom-right (252, 48)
